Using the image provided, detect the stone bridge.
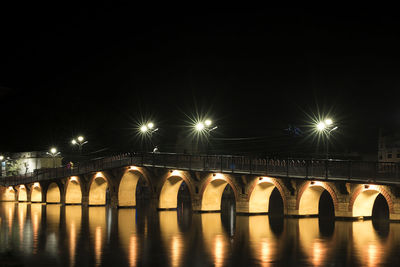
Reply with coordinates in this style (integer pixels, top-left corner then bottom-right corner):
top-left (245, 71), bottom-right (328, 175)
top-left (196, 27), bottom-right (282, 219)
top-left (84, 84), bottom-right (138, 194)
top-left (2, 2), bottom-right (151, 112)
top-left (1, 153), bottom-right (400, 221)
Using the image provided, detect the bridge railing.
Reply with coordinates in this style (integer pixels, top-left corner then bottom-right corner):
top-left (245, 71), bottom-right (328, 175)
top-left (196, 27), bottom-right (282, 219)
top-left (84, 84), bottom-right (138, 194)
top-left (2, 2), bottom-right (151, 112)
top-left (1, 152), bottom-right (400, 186)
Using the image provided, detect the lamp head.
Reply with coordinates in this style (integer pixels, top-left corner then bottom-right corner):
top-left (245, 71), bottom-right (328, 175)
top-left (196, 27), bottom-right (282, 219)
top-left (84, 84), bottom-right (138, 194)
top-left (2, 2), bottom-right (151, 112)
top-left (317, 122), bottom-right (326, 131)
top-left (195, 122), bottom-right (205, 131)
top-left (325, 118), bottom-right (333, 125)
top-left (140, 125), bottom-right (148, 133)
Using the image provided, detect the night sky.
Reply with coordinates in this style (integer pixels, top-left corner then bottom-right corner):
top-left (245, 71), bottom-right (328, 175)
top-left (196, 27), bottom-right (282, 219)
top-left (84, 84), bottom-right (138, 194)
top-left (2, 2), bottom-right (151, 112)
top-left (1, 7), bottom-right (400, 157)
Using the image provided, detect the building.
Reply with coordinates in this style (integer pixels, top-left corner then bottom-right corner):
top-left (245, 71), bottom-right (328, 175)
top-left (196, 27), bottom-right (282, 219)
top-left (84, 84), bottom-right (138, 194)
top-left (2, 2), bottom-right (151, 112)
top-left (0, 151), bottom-right (62, 176)
top-left (378, 129), bottom-right (400, 163)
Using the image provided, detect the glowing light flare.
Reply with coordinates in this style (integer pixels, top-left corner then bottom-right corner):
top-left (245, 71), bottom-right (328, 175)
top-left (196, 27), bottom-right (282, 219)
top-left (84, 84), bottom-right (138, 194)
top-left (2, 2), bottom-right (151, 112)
top-left (363, 184), bottom-right (379, 192)
top-left (212, 173), bottom-right (225, 181)
top-left (33, 182), bottom-right (40, 188)
top-left (139, 122), bottom-right (157, 134)
top-left (70, 176), bottom-right (78, 182)
top-left (77, 136), bottom-right (84, 142)
top-left (95, 172), bottom-right (103, 178)
top-left (129, 166), bottom-right (139, 171)
top-left (195, 122), bottom-right (205, 131)
top-left (317, 122), bottom-right (326, 131)
top-left (205, 119), bottom-right (212, 126)
top-left (258, 177), bottom-right (274, 184)
top-left (50, 147), bottom-right (57, 154)
top-left (325, 118), bottom-right (333, 125)
top-left (140, 125), bottom-right (148, 133)
top-left (309, 181), bottom-right (324, 187)
top-left (170, 170), bottom-right (181, 176)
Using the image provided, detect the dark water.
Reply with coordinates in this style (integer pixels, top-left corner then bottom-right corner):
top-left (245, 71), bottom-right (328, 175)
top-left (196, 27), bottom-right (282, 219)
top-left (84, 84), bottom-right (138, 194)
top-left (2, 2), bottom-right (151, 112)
top-left (1, 202), bottom-right (400, 267)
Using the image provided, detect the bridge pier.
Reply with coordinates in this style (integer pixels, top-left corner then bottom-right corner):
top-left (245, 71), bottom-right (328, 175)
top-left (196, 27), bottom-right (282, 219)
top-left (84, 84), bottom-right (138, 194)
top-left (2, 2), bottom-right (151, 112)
top-left (81, 195), bottom-right (89, 207)
top-left (2, 153), bottom-right (400, 222)
top-left (236, 196), bottom-right (251, 214)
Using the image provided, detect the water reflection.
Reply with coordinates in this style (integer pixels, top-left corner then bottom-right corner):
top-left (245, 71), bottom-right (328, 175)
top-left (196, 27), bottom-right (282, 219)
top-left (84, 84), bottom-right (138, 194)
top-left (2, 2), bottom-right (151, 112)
top-left (159, 211), bottom-right (184, 267)
top-left (201, 213), bottom-right (229, 267)
top-left (18, 203), bottom-right (27, 250)
top-left (45, 204), bottom-right (60, 257)
top-left (248, 216), bottom-right (278, 266)
top-left (352, 221), bottom-right (388, 267)
top-left (298, 218), bottom-right (330, 266)
top-left (5, 202), bottom-right (15, 237)
top-left (30, 203), bottom-right (42, 254)
top-left (66, 206), bottom-right (82, 267)
top-left (118, 209), bottom-right (138, 267)
top-left (89, 207), bottom-right (107, 267)
top-left (2, 202), bottom-right (400, 266)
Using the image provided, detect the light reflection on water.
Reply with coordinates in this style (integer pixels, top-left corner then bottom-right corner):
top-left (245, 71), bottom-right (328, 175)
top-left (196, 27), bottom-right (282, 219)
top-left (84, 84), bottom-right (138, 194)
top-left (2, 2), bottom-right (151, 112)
top-left (201, 213), bottom-right (230, 267)
top-left (66, 205), bottom-right (81, 267)
top-left (159, 211), bottom-right (184, 267)
top-left (118, 208), bottom-right (138, 267)
top-left (0, 202), bottom-right (400, 266)
top-left (298, 218), bottom-right (332, 266)
top-left (248, 216), bottom-right (278, 267)
top-left (89, 207), bottom-right (106, 267)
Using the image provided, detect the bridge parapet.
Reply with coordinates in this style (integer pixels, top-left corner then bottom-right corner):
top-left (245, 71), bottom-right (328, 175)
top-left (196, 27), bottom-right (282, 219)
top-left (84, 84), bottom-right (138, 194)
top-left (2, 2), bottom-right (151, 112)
top-left (1, 152), bottom-right (400, 186)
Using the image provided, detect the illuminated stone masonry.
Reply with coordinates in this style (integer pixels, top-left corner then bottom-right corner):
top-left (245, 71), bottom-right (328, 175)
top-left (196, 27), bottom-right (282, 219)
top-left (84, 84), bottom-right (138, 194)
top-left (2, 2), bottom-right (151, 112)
top-left (1, 164), bottom-right (400, 221)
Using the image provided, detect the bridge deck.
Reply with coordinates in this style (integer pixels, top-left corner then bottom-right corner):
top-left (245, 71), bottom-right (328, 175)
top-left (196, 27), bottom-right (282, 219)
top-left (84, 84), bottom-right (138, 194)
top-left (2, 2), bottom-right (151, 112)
top-left (1, 153), bottom-right (399, 186)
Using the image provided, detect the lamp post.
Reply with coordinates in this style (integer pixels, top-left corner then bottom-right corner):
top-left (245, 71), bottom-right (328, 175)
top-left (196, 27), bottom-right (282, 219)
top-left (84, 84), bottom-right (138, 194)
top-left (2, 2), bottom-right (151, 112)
top-left (71, 136), bottom-right (88, 154)
top-left (139, 122), bottom-right (159, 152)
top-left (194, 119), bottom-right (218, 154)
top-left (46, 147), bottom-right (61, 168)
top-left (316, 118), bottom-right (338, 159)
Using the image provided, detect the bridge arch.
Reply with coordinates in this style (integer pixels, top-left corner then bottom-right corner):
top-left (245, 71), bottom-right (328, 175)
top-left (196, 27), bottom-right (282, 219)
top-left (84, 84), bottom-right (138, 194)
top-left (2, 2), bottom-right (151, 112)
top-left (118, 166), bottom-right (152, 207)
top-left (200, 173), bottom-right (239, 212)
top-left (17, 185), bottom-right (28, 202)
top-left (1, 186), bottom-right (16, 201)
top-left (30, 183), bottom-right (42, 202)
top-left (159, 170), bottom-right (194, 209)
top-left (349, 184), bottom-right (394, 218)
top-left (297, 181), bottom-right (338, 216)
top-left (247, 177), bottom-right (287, 214)
top-left (88, 172), bottom-right (110, 206)
top-left (46, 182), bottom-right (61, 203)
top-left (65, 176), bottom-right (82, 204)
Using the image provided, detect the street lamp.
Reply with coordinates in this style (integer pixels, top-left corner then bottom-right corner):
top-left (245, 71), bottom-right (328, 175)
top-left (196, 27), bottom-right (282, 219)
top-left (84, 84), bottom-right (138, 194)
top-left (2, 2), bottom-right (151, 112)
top-left (46, 147), bottom-right (61, 168)
top-left (316, 118), bottom-right (338, 159)
top-left (71, 136), bottom-right (88, 153)
top-left (194, 119), bottom-right (218, 154)
top-left (194, 119), bottom-right (218, 134)
top-left (139, 122), bottom-right (159, 151)
top-left (140, 122), bottom-right (158, 134)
